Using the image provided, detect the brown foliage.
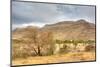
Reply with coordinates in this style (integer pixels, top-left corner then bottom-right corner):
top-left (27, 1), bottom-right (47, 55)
top-left (85, 45), bottom-right (95, 52)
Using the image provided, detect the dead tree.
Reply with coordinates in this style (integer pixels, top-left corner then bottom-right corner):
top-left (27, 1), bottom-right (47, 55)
top-left (32, 30), bottom-right (54, 56)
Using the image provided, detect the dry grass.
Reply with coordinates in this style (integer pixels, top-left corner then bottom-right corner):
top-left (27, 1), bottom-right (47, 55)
top-left (12, 52), bottom-right (95, 66)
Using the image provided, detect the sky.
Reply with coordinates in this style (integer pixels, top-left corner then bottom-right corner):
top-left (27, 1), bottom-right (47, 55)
top-left (12, 1), bottom-right (96, 30)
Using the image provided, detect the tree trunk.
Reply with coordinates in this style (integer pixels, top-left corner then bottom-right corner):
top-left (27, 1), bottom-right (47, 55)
top-left (37, 45), bottom-right (42, 56)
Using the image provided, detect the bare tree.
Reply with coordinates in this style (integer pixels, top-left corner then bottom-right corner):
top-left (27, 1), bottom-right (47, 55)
top-left (32, 30), bottom-right (54, 56)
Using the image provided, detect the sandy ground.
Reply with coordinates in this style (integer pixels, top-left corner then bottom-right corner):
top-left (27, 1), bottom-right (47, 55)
top-left (12, 52), bottom-right (95, 66)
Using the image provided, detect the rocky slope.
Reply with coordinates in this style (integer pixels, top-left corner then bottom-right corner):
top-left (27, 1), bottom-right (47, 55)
top-left (42, 19), bottom-right (95, 40)
top-left (13, 19), bottom-right (95, 40)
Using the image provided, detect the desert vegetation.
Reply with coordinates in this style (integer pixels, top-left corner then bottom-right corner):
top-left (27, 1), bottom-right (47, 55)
top-left (12, 36), bottom-right (95, 59)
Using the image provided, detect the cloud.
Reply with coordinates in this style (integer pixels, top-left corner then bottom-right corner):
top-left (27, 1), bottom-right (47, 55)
top-left (12, 22), bottom-right (46, 30)
top-left (12, 1), bottom-right (61, 24)
top-left (56, 4), bottom-right (95, 22)
top-left (12, 1), bottom-right (95, 29)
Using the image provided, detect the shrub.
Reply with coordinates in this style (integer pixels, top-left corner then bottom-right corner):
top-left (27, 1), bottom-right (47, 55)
top-left (85, 45), bottom-right (95, 52)
top-left (59, 45), bottom-right (70, 54)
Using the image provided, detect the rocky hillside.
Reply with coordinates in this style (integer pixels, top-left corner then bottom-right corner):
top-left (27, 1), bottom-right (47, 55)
top-left (12, 19), bottom-right (95, 40)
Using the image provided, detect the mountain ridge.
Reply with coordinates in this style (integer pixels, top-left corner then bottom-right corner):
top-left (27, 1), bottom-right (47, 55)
top-left (12, 19), bottom-right (95, 40)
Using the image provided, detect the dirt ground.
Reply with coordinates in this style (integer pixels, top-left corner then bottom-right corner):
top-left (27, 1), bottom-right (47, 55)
top-left (12, 52), bottom-right (95, 66)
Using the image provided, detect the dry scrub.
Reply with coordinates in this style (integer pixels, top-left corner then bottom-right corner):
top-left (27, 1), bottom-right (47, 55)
top-left (12, 52), bottom-right (95, 66)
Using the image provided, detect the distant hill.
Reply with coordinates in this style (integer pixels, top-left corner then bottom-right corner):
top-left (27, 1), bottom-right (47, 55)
top-left (42, 19), bottom-right (95, 40)
top-left (12, 19), bottom-right (95, 40)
